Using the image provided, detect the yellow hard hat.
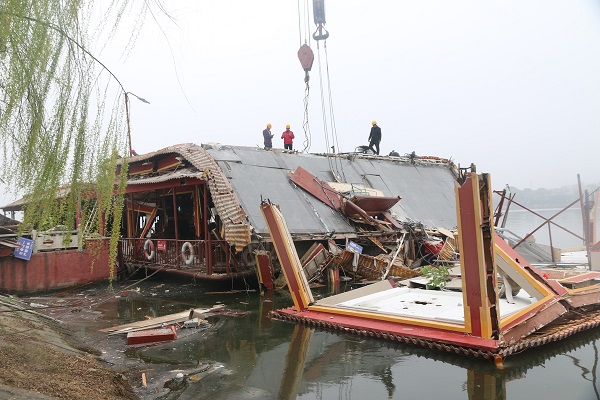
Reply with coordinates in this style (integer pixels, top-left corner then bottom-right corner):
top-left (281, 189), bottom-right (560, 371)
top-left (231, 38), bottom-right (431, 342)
top-left (286, 124), bottom-right (290, 129)
top-left (372, 120), bottom-right (377, 126)
top-left (267, 123), bottom-right (272, 128)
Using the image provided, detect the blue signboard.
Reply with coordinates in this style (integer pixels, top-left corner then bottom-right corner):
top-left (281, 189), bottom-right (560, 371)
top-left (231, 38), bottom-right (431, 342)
top-left (347, 240), bottom-right (363, 254)
top-left (14, 237), bottom-right (34, 261)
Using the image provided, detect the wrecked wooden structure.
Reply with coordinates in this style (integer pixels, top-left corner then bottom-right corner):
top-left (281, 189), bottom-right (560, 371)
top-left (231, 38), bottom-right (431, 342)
top-left (117, 143), bottom-right (459, 283)
top-left (264, 172), bottom-right (600, 366)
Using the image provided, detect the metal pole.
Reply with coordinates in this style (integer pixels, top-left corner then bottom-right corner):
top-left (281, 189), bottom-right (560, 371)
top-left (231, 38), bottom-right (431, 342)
top-left (548, 223), bottom-right (555, 263)
top-left (172, 190), bottom-right (179, 268)
top-left (124, 93), bottom-right (131, 155)
top-left (124, 92), bottom-right (149, 156)
top-left (578, 175), bottom-right (592, 270)
top-left (501, 193), bottom-right (515, 229)
top-left (205, 184), bottom-right (212, 275)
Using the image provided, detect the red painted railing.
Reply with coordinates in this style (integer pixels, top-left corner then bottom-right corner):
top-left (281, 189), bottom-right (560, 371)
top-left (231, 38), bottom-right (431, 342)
top-left (119, 238), bottom-right (233, 275)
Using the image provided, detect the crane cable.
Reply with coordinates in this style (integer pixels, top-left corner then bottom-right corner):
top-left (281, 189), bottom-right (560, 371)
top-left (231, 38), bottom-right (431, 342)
top-left (297, 0), bottom-right (345, 182)
top-left (315, 41), bottom-right (343, 183)
top-left (298, 0), bottom-right (312, 152)
top-left (296, 0), bottom-right (313, 50)
top-left (314, 42), bottom-right (345, 184)
top-left (323, 40), bottom-right (345, 182)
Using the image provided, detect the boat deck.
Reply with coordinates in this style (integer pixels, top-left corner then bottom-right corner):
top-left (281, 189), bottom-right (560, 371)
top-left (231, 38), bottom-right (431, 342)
top-left (316, 285), bottom-right (533, 325)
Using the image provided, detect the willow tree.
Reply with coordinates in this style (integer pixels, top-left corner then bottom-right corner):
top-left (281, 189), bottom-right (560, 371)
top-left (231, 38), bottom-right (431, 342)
top-left (0, 1), bottom-right (157, 279)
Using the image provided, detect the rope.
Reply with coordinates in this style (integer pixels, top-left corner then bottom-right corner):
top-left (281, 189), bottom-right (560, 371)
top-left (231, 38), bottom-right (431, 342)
top-left (302, 81), bottom-right (312, 152)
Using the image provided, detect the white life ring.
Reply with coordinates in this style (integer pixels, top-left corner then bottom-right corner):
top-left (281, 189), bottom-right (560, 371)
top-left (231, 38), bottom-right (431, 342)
top-left (181, 242), bottom-right (195, 266)
top-left (144, 239), bottom-right (155, 261)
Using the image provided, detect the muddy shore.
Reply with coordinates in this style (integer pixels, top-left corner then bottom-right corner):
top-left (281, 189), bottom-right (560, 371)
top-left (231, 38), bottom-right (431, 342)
top-left (0, 293), bottom-right (137, 400)
top-left (0, 279), bottom-right (262, 400)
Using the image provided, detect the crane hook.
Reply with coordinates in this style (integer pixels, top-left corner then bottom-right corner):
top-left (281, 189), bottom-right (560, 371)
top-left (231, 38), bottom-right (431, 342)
top-left (312, 0), bottom-right (329, 41)
top-left (313, 24), bottom-right (329, 41)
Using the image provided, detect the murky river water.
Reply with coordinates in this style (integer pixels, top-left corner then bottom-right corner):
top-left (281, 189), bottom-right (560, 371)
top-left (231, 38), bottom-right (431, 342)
top-left (30, 275), bottom-right (600, 400)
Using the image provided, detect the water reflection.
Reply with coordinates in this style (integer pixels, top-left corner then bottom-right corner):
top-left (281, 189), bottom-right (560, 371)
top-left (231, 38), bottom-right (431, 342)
top-left (96, 282), bottom-right (600, 399)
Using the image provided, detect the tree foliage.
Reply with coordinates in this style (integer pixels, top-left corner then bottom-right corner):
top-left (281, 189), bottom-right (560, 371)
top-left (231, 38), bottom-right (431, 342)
top-left (0, 0), bottom-right (155, 280)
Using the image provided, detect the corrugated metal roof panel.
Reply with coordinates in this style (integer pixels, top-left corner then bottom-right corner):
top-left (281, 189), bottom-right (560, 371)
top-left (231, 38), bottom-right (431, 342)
top-left (204, 146), bottom-right (459, 233)
top-left (181, 146), bottom-right (249, 242)
top-left (224, 224), bottom-right (251, 251)
top-left (123, 143), bottom-right (250, 246)
top-left (222, 161), bottom-right (353, 235)
top-left (1, 186), bottom-right (72, 212)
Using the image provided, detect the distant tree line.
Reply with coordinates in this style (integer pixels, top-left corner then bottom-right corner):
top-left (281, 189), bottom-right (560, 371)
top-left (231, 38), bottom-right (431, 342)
top-left (495, 183), bottom-right (600, 209)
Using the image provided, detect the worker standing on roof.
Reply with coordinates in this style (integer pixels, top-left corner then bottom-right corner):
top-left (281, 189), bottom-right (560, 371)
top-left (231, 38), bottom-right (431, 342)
top-left (281, 124), bottom-right (295, 151)
top-left (263, 123), bottom-right (274, 150)
top-left (368, 121), bottom-right (381, 155)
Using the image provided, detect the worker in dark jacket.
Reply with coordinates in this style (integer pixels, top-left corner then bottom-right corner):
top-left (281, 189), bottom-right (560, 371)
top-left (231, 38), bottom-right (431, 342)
top-left (368, 120), bottom-right (381, 155)
top-left (263, 123), bottom-right (273, 149)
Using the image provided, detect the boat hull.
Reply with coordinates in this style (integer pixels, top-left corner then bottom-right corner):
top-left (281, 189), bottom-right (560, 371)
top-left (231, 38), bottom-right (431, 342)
top-left (0, 239), bottom-right (111, 294)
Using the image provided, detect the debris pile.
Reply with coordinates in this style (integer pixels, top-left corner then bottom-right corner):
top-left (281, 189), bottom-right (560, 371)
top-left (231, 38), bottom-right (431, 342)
top-left (257, 165), bottom-right (460, 291)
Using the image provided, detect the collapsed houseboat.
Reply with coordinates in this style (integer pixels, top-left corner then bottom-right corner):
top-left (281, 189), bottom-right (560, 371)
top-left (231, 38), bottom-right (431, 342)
top-left (263, 172), bottom-right (600, 367)
top-left (117, 143), bottom-right (460, 283)
top-left (0, 142), bottom-right (460, 291)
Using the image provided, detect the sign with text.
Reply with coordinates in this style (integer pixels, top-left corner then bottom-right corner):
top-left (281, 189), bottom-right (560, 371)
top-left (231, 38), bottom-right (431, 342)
top-left (346, 241), bottom-right (363, 254)
top-left (14, 237), bottom-right (34, 261)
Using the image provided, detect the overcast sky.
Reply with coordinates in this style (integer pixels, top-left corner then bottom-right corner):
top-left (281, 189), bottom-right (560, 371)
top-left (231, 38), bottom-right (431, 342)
top-left (6, 1), bottom-right (600, 208)
top-left (108, 0), bottom-right (600, 192)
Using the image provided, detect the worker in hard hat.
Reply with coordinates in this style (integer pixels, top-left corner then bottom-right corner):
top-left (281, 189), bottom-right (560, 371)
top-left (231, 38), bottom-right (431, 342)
top-left (281, 124), bottom-right (295, 151)
top-left (263, 123), bottom-right (274, 150)
top-left (368, 120), bottom-right (382, 155)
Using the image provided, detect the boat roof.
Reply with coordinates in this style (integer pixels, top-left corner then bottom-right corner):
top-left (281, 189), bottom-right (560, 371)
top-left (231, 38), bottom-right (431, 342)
top-left (2, 143), bottom-right (461, 239)
top-left (202, 144), bottom-right (459, 234)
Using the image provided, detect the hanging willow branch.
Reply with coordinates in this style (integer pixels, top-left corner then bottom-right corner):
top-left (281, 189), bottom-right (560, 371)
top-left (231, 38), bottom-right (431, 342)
top-left (0, 1), bottom-right (159, 281)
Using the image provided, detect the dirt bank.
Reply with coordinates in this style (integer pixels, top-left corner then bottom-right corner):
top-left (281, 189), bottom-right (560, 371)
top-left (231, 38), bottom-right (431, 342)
top-left (0, 294), bottom-right (137, 400)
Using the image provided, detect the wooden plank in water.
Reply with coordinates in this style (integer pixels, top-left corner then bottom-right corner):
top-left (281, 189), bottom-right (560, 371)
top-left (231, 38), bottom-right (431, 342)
top-left (100, 305), bottom-right (224, 334)
top-left (127, 326), bottom-right (177, 345)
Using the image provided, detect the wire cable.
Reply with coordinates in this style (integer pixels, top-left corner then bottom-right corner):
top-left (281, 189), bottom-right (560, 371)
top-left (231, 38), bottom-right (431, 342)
top-left (305, 0), bottom-right (311, 48)
top-left (297, 0), bottom-right (303, 47)
top-left (298, 0), bottom-right (313, 152)
top-left (315, 41), bottom-right (335, 177)
top-left (323, 40), bottom-right (345, 182)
